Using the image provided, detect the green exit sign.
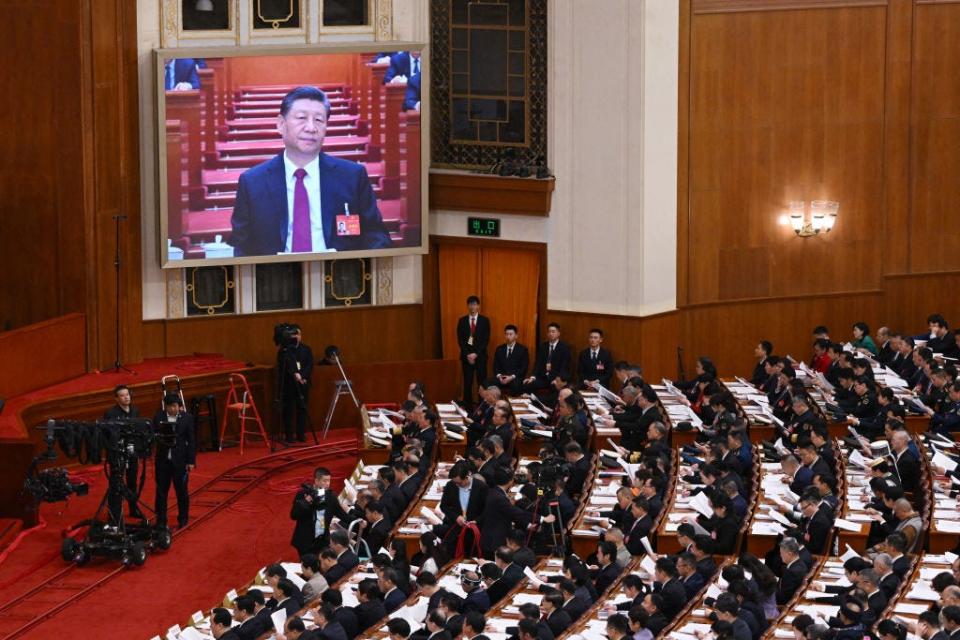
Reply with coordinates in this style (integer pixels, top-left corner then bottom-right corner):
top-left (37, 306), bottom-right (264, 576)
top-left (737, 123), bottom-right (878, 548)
top-left (467, 217), bottom-right (501, 237)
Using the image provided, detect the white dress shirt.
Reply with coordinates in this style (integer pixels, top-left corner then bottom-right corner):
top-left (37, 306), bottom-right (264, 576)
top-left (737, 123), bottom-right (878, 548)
top-left (282, 152), bottom-right (328, 253)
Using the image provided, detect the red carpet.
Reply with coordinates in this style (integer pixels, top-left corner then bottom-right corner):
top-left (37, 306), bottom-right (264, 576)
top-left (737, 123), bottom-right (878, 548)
top-left (0, 431), bottom-right (360, 640)
top-left (0, 354), bottom-right (251, 438)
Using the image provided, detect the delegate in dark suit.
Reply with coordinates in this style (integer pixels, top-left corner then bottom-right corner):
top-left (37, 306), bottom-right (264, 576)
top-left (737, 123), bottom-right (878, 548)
top-left (353, 599), bottom-right (386, 633)
top-left (361, 516), bottom-right (393, 556)
top-left (290, 486), bottom-right (348, 556)
top-left (315, 621), bottom-right (349, 640)
top-left (776, 559), bottom-right (808, 605)
top-left (438, 477), bottom-right (488, 538)
top-left (479, 487), bottom-right (533, 557)
top-left (325, 548), bottom-right (359, 584)
top-left (577, 347), bottom-right (613, 388)
top-left (524, 341), bottom-right (573, 392)
top-left (230, 153), bottom-right (391, 257)
top-left (492, 342), bottom-right (530, 395)
top-left (457, 312), bottom-right (491, 406)
top-left (655, 578), bottom-right (687, 619)
top-left (383, 51), bottom-right (422, 83)
top-left (164, 58), bottom-right (200, 90)
top-left (544, 610), bottom-right (572, 637)
top-left (152, 407), bottom-right (196, 528)
top-left (403, 72), bottom-right (421, 111)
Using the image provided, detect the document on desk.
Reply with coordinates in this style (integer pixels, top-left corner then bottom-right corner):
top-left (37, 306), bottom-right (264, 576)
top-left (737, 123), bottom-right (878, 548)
top-left (271, 610), bottom-right (287, 636)
top-left (690, 491), bottom-right (714, 518)
top-left (933, 451), bottom-right (959, 472)
top-left (833, 518), bottom-right (862, 532)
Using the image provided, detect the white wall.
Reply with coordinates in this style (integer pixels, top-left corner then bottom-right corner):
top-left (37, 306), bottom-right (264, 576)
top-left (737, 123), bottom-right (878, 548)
top-left (430, 0), bottom-right (679, 316)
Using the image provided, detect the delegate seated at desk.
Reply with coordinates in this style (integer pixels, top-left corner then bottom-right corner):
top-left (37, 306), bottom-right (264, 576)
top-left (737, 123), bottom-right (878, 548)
top-left (229, 86), bottom-right (391, 257)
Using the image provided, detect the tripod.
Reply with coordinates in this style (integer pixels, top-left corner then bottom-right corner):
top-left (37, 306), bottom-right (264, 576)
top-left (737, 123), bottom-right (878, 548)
top-left (104, 214), bottom-right (133, 374)
top-left (321, 352), bottom-right (360, 440)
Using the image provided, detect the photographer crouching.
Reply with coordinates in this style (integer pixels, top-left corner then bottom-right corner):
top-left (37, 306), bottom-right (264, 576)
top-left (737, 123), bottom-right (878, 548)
top-left (153, 393), bottom-right (196, 530)
top-left (276, 323), bottom-right (313, 444)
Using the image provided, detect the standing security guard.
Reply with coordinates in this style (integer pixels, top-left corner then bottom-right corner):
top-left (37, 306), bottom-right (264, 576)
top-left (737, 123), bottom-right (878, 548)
top-left (279, 324), bottom-right (314, 443)
top-left (152, 393), bottom-right (196, 530)
top-left (103, 384), bottom-right (145, 520)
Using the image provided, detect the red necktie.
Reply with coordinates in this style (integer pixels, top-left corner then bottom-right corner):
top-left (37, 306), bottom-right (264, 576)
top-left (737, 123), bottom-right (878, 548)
top-left (292, 168), bottom-right (312, 252)
top-left (470, 317), bottom-right (476, 336)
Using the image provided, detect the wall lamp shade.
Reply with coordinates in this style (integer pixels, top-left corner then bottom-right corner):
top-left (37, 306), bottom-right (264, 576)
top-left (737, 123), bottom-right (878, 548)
top-left (787, 200), bottom-right (838, 237)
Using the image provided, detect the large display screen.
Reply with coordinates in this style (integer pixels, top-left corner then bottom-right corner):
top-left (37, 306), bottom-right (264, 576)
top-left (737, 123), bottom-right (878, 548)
top-left (156, 44), bottom-right (426, 267)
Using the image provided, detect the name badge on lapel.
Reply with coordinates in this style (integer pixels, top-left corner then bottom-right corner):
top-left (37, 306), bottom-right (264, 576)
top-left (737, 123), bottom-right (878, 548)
top-left (336, 203), bottom-right (361, 236)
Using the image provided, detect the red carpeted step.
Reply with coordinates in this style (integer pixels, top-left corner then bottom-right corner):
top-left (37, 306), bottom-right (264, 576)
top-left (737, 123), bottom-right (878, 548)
top-left (0, 437), bottom-right (360, 639)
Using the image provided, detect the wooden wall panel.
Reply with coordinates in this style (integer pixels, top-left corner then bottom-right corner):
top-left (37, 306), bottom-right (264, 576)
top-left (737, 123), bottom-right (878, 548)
top-left (438, 244), bottom-right (482, 360)
top-left (0, 0), bottom-right (141, 371)
top-left (479, 248), bottom-right (541, 355)
top-left (0, 0), bottom-right (86, 332)
top-left (143, 304), bottom-right (428, 366)
top-left (0, 314), bottom-right (86, 398)
top-left (681, 291), bottom-right (883, 378)
top-left (909, 2), bottom-right (960, 272)
top-left (686, 5), bottom-right (887, 304)
top-left (883, 272), bottom-right (960, 337)
top-left (544, 310), bottom-right (681, 383)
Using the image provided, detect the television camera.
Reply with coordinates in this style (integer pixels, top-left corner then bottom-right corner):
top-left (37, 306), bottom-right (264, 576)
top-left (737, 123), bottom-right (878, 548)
top-left (23, 418), bottom-right (175, 568)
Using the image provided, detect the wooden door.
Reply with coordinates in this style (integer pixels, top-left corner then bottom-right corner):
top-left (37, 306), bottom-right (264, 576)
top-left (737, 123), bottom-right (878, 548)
top-left (438, 242), bottom-right (542, 361)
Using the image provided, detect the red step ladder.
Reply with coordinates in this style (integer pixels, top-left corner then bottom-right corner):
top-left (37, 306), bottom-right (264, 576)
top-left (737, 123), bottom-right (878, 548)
top-left (219, 373), bottom-right (269, 454)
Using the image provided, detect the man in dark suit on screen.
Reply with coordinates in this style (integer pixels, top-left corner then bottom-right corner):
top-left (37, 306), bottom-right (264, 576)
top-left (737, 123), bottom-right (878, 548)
top-left (383, 50), bottom-right (422, 83)
top-left (457, 296), bottom-right (491, 407)
top-left (229, 86), bottom-right (391, 257)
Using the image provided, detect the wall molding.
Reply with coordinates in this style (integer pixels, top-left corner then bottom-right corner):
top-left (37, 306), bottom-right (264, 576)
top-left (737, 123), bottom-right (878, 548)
top-left (692, 0), bottom-right (887, 13)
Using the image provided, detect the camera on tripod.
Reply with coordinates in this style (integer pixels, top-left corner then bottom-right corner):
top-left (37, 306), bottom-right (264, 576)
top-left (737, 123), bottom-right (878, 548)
top-left (274, 322), bottom-right (300, 349)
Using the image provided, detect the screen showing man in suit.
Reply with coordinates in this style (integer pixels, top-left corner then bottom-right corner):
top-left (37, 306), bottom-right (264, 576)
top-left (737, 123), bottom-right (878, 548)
top-left (230, 86), bottom-right (391, 257)
top-left (160, 50), bottom-right (425, 266)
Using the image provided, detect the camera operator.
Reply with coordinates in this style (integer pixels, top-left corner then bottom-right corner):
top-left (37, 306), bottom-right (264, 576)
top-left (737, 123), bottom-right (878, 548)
top-left (278, 324), bottom-right (314, 444)
top-left (153, 392), bottom-right (196, 530)
top-left (103, 385), bottom-right (145, 521)
top-left (290, 466), bottom-right (347, 557)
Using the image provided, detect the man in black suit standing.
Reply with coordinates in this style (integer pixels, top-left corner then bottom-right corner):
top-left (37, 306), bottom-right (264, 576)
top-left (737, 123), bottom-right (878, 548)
top-left (103, 384), bottom-right (145, 521)
top-left (152, 393), bottom-right (196, 530)
top-left (457, 296), bottom-right (491, 408)
top-left (479, 467), bottom-right (535, 558)
top-left (492, 324), bottom-right (529, 396)
top-left (279, 324), bottom-right (314, 443)
top-left (290, 466), bottom-right (347, 557)
top-left (437, 460), bottom-right (488, 554)
top-left (522, 323), bottom-right (572, 398)
top-left (577, 328), bottom-right (614, 389)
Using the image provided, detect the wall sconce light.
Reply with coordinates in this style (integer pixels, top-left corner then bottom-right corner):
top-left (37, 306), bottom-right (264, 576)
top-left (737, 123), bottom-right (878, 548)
top-left (788, 200), bottom-right (838, 237)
